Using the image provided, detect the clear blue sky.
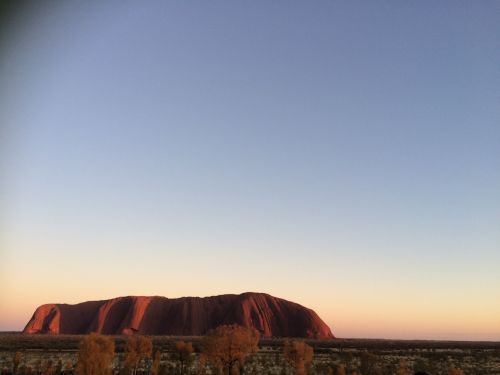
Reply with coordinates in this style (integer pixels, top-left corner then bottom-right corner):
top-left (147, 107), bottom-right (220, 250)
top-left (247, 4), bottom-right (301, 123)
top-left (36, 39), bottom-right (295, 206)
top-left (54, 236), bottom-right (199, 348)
top-left (1, 1), bottom-right (499, 339)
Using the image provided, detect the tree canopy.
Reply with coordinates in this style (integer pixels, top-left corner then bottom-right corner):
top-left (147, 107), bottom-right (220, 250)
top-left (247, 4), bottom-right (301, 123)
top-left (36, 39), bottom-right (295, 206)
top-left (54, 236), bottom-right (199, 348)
top-left (202, 324), bottom-right (260, 375)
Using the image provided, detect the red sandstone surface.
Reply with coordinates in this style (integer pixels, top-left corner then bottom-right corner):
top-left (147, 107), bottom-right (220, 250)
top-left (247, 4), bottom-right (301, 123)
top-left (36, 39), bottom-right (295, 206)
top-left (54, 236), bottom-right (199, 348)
top-left (23, 293), bottom-right (334, 339)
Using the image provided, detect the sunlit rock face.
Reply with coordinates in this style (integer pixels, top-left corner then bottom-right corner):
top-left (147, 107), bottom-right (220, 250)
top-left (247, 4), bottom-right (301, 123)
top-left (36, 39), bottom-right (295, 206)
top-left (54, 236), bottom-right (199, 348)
top-left (23, 292), bottom-right (334, 339)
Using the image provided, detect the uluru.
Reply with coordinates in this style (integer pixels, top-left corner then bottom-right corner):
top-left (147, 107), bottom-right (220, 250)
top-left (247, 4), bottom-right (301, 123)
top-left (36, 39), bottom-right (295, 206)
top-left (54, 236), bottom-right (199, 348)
top-left (23, 292), bottom-right (334, 339)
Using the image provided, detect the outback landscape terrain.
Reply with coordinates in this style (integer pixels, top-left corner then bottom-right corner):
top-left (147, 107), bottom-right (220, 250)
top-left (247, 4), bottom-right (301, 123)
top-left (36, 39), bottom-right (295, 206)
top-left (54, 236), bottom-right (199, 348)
top-left (0, 333), bottom-right (499, 375)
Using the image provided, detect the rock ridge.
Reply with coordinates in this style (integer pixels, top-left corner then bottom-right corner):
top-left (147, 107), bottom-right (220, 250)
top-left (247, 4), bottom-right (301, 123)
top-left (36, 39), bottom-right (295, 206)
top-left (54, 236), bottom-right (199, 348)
top-left (23, 292), bottom-right (334, 339)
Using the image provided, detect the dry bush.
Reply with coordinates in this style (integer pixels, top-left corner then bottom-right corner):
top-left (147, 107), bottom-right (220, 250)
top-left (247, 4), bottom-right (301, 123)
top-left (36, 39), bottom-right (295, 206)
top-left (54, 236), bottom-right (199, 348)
top-left (13, 351), bottom-right (23, 375)
top-left (124, 335), bottom-right (153, 374)
top-left (395, 360), bottom-right (411, 375)
top-left (150, 350), bottom-right (161, 375)
top-left (174, 341), bottom-right (194, 375)
top-left (447, 366), bottom-right (465, 375)
top-left (336, 364), bottom-right (346, 375)
top-left (359, 351), bottom-right (380, 375)
top-left (197, 353), bottom-right (208, 375)
top-left (63, 360), bottom-right (73, 374)
top-left (202, 324), bottom-right (260, 375)
top-left (283, 340), bottom-right (313, 375)
top-left (41, 359), bottom-right (54, 375)
top-left (76, 333), bottom-right (115, 375)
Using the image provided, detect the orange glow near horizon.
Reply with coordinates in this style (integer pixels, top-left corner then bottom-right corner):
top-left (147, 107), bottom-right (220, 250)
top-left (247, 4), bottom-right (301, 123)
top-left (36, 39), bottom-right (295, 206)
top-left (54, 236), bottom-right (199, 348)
top-left (1, 277), bottom-right (499, 341)
top-left (1, 239), bottom-right (499, 340)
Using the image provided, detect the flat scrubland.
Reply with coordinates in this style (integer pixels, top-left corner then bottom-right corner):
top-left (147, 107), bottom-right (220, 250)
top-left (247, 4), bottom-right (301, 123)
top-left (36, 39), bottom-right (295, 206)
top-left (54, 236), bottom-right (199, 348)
top-left (0, 333), bottom-right (499, 374)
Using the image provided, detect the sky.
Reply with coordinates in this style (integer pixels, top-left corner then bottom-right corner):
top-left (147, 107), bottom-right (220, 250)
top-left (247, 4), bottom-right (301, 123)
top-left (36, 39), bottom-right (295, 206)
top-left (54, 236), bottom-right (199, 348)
top-left (0, 1), bottom-right (499, 340)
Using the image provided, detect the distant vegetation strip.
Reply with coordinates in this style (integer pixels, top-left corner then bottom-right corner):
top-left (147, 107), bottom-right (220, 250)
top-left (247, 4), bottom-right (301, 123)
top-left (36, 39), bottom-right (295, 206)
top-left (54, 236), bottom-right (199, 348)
top-left (1, 333), bottom-right (499, 352)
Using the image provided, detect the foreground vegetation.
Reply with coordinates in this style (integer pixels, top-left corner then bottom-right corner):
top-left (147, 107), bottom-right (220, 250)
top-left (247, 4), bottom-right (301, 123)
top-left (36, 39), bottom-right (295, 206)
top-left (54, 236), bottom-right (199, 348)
top-left (0, 329), bottom-right (499, 375)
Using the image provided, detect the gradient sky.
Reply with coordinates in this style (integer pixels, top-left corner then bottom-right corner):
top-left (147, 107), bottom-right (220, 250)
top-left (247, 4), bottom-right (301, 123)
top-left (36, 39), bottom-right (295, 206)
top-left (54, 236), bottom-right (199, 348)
top-left (1, 1), bottom-right (499, 340)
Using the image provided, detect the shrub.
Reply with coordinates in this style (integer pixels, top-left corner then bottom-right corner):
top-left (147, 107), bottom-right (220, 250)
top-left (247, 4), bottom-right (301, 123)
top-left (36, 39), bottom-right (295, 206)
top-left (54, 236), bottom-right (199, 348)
top-left (202, 324), bottom-right (260, 375)
top-left (76, 333), bottom-right (115, 375)
top-left (283, 340), bottom-right (313, 375)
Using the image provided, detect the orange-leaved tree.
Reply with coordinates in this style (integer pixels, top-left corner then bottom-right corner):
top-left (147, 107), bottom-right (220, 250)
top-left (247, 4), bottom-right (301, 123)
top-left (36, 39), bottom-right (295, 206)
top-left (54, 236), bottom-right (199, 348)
top-left (76, 333), bottom-right (115, 375)
top-left (202, 324), bottom-right (260, 375)
top-left (174, 341), bottom-right (194, 375)
top-left (124, 335), bottom-right (153, 375)
top-left (283, 340), bottom-right (314, 375)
